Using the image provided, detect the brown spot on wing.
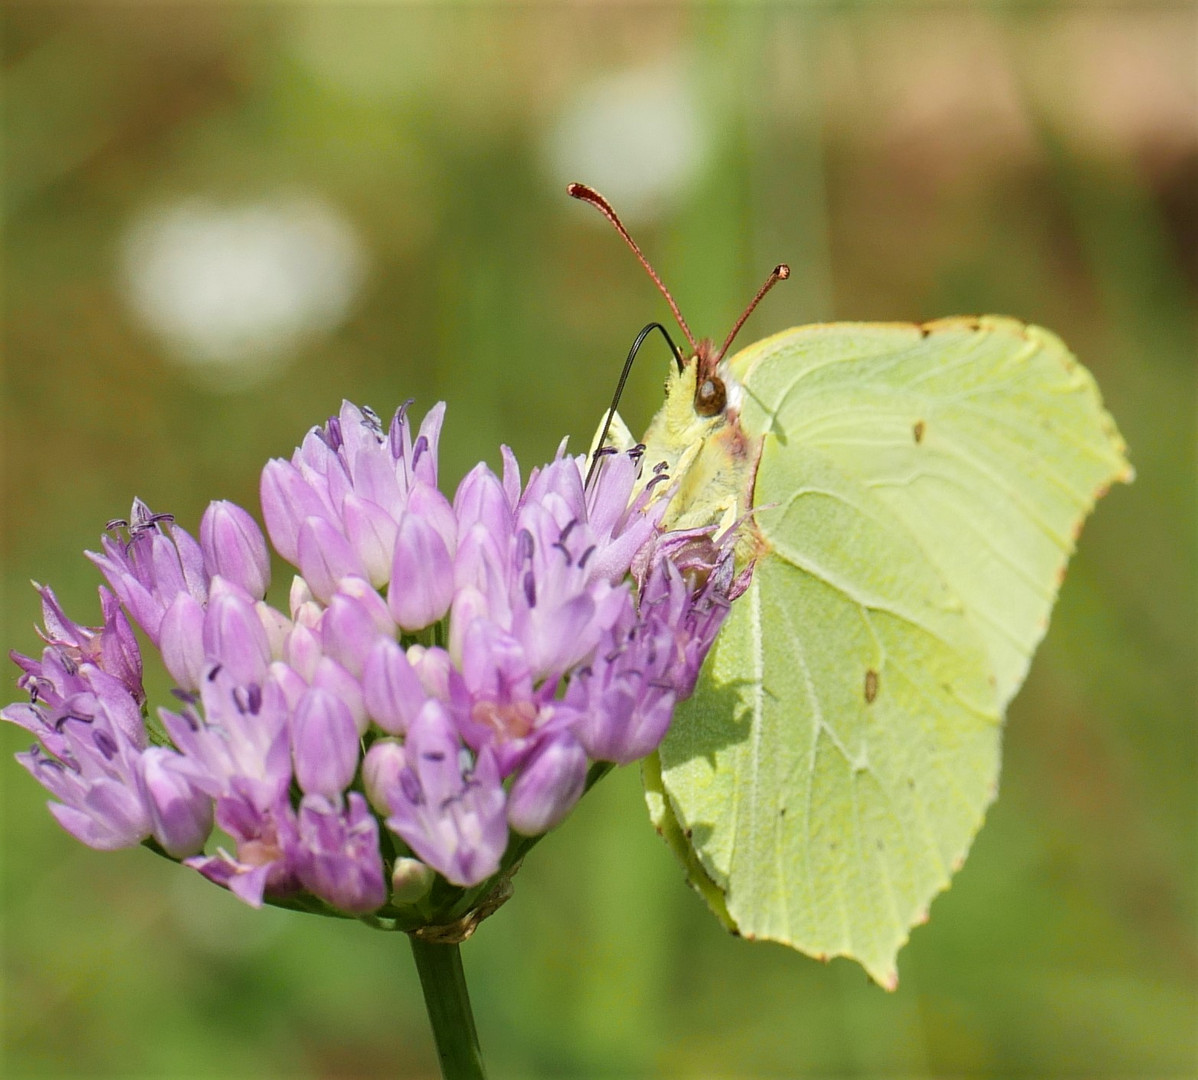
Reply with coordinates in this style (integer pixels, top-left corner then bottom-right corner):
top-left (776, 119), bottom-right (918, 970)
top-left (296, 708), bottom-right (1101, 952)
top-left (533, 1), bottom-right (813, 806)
top-left (913, 420), bottom-right (925, 444)
top-left (864, 669), bottom-right (879, 704)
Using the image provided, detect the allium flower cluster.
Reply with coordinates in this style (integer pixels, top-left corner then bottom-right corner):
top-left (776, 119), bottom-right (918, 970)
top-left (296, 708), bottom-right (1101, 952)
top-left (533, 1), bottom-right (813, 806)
top-left (4, 402), bottom-right (741, 919)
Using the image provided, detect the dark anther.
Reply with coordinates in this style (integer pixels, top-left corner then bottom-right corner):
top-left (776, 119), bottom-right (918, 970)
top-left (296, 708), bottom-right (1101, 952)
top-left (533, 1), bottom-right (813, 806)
top-left (93, 729), bottom-right (119, 761)
top-left (360, 404), bottom-right (383, 436)
top-left (552, 540), bottom-right (573, 566)
top-left (629, 443), bottom-right (646, 461)
top-left (653, 460), bottom-right (670, 474)
top-left (170, 688), bottom-right (199, 705)
top-left (411, 435), bottom-right (429, 471)
top-left (523, 571), bottom-right (537, 608)
top-left (560, 519), bottom-right (578, 544)
top-left (389, 400), bottom-right (415, 458)
top-left (54, 710), bottom-right (95, 732)
top-left (644, 473), bottom-right (672, 495)
top-left (577, 545), bottom-right (597, 570)
top-left (516, 528), bottom-right (535, 565)
top-left (105, 518), bottom-right (129, 532)
top-left (400, 769), bottom-right (423, 805)
top-left (233, 684), bottom-right (262, 716)
top-left (422, 751), bottom-right (445, 762)
top-left (207, 664), bottom-right (223, 682)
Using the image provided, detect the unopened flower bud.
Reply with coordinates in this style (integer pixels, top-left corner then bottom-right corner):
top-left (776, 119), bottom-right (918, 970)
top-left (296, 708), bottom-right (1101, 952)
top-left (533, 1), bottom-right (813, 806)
top-left (260, 459), bottom-right (332, 565)
top-left (159, 593), bottom-right (206, 691)
top-left (362, 738), bottom-right (405, 815)
top-left (292, 688), bottom-right (358, 797)
top-left (342, 494), bottom-right (399, 589)
top-left (507, 732), bottom-right (588, 836)
top-left (140, 747), bottom-right (213, 857)
top-left (388, 511), bottom-right (453, 632)
top-left (390, 857), bottom-right (436, 905)
top-left (200, 501), bottom-right (271, 599)
top-left (203, 589), bottom-right (271, 686)
top-left (362, 639), bottom-right (425, 735)
top-left (297, 517), bottom-right (368, 605)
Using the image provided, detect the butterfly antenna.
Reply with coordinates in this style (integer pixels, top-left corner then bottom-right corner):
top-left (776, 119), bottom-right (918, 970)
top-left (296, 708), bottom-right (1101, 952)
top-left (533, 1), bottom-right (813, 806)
top-left (714, 264), bottom-right (790, 363)
top-left (568, 183), bottom-right (699, 355)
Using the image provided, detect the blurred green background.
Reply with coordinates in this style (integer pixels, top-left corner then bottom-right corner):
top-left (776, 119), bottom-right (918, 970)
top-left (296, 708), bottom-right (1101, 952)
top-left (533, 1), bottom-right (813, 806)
top-left (3, 4), bottom-right (1194, 1077)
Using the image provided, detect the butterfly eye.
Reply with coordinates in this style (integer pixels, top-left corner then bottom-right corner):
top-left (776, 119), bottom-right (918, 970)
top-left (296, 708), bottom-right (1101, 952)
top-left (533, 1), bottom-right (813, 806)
top-left (694, 376), bottom-right (727, 417)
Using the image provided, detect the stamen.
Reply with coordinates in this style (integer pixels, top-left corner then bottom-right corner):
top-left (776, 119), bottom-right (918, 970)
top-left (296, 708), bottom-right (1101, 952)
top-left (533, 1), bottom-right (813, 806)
top-left (324, 415), bottom-right (344, 451)
top-left (411, 435), bottom-right (429, 471)
top-left (34, 753), bottom-right (66, 774)
top-left (54, 710), bottom-right (94, 732)
top-left (577, 545), bottom-right (597, 570)
top-left (400, 769), bottom-right (423, 805)
top-left (389, 400), bottom-right (414, 459)
top-left (360, 405), bottom-right (384, 438)
top-left (92, 729), bottom-right (119, 761)
top-left (516, 529), bottom-right (535, 566)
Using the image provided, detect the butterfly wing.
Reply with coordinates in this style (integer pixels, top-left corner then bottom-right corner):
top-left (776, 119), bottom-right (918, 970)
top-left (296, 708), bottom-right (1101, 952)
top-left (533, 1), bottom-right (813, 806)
top-left (650, 316), bottom-right (1131, 986)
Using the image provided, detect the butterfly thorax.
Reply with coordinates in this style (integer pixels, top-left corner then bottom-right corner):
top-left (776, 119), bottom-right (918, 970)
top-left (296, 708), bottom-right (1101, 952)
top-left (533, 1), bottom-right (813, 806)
top-left (640, 354), bottom-right (764, 564)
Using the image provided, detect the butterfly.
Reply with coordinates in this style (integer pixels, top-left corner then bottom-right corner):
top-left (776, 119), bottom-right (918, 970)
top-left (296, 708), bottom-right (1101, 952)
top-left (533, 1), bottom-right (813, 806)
top-left (569, 183), bottom-right (1132, 988)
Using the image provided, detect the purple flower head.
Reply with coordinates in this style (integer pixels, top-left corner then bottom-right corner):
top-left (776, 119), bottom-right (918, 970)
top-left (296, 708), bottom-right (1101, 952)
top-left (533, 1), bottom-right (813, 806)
top-left (5, 397), bottom-right (748, 922)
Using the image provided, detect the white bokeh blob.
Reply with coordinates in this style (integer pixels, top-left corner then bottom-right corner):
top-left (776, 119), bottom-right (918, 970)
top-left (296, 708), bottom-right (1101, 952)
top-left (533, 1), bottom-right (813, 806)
top-left (545, 62), bottom-right (709, 224)
top-left (119, 194), bottom-right (367, 392)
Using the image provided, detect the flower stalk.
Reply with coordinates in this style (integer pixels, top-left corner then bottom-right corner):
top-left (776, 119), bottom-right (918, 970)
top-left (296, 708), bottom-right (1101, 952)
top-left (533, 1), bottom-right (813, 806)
top-left (409, 936), bottom-right (487, 1080)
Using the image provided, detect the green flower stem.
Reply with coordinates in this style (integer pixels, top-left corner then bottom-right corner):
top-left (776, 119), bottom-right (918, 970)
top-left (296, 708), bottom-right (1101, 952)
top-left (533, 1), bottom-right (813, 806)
top-left (409, 935), bottom-right (487, 1080)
